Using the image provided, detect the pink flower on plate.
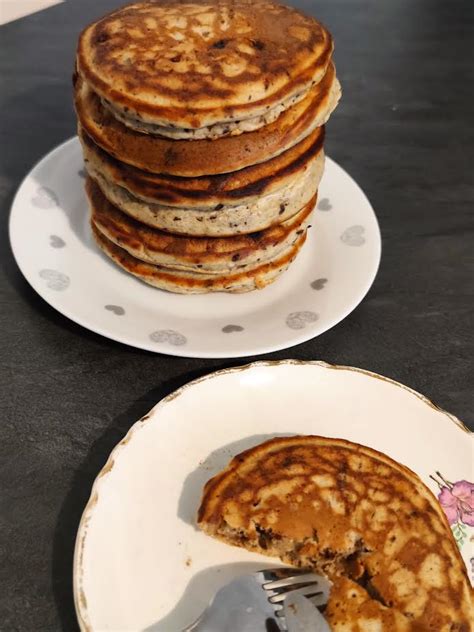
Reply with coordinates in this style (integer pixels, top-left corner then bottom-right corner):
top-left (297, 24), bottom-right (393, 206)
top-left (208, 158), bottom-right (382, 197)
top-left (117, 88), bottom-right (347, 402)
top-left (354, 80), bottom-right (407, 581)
top-left (436, 478), bottom-right (474, 526)
top-left (438, 486), bottom-right (460, 525)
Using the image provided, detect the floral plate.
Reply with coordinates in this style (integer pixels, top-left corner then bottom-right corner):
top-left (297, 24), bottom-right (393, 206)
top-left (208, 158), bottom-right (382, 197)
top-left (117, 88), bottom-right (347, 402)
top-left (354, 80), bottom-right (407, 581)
top-left (9, 138), bottom-right (381, 358)
top-left (73, 361), bottom-right (472, 631)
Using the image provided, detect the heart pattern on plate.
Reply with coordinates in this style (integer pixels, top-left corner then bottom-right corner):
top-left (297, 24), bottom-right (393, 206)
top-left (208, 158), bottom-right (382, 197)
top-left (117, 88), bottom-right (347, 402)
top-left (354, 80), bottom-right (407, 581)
top-left (310, 278), bottom-right (328, 290)
top-left (39, 269), bottom-right (70, 291)
top-left (286, 311), bottom-right (319, 330)
top-left (222, 325), bottom-right (244, 333)
top-left (32, 187), bottom-right (58, 209)
top-left (105, 305), bottom-right (125, 316)
top-left (318, 198), bottom-right (332, 211)
top-left (341, 225), bottom-right (366, 246)
top-left (49, 235), bottom-right (65, 248)
top-left (150, 330), bottom-right (187, 346)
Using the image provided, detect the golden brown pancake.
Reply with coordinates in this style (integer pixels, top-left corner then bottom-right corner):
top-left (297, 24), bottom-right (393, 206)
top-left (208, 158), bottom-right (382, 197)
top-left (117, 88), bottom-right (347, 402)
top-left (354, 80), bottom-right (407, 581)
top-left (325, 577), bottom-right (414, 631)
top-left (198, 436), bottom-right (474, 631)
top-left (80, 124), bottom-right (324, 235)
top-left (86, 148), bottom-right (323, 237)
top-left (88, 176), bottom-right (314, 272)
top-left (92, 223), bottom-right (307, 293)
top-left (74, 63), bottom-right (339, 176)
top-left (79, 123), bottom-right (324, 208)
top-left (77, 0), bottom-right (334, 136)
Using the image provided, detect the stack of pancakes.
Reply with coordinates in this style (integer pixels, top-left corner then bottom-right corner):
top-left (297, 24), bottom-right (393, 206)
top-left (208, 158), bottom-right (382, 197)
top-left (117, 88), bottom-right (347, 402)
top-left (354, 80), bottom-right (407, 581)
top-left (74, 0), bottom-right (341, 293)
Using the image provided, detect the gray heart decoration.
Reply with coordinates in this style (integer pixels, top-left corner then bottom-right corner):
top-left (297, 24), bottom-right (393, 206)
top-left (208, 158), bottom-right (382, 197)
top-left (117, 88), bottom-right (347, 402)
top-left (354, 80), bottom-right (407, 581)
top-left (50, 235), bottom-right (65, 249)
top-left (286, 311), bottom-right (319, 330)
top-left (222, 324), bottom-right (244, 333)
top-left (317, 198), bottom-right (332, 211)
top-left (341, 225), bottom-right (366, 246)
top-left (39, 269), bottom-right (70, 291)
top-left (150, 329), bottom-right (187, 346)
top-left (310, 278), bottom-right (327, 290)
top-left (105, 304), bottom-right (125, 316)
top-left (32, 187), bottom-right (58, 209)
top-left (78, 168), bottom-right (87, 179)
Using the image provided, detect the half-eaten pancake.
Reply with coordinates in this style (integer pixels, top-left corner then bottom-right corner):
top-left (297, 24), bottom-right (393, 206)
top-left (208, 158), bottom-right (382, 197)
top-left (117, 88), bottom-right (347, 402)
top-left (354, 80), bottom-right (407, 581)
top-left (198, 435), bottom-right (474, 631)
top-left (92, 223), bottom-right (307, 293)
top-left (77, 0), bottom-right (334, 137)
top-left (80, 125), bottom-right (324, 236)
top-left (74, 63), bottom-right (339, 176)
top-left (88, 176), bottom-right (314, 272)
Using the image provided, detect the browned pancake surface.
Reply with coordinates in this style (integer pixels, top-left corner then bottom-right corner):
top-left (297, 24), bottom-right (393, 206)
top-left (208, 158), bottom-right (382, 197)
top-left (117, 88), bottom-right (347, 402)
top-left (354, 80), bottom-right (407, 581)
top-left (74, 63), bottom-right (335, 176)
top-left (80, 124), bottom-right (324, 206)
top-left (88, 176), bottom-right (314, 262)
top-left (77, 0), bottom-right (333, 127)
top-left (92, 223), bottom-right (306, 293)
top-left (198, 436), bottom-right (474, 631)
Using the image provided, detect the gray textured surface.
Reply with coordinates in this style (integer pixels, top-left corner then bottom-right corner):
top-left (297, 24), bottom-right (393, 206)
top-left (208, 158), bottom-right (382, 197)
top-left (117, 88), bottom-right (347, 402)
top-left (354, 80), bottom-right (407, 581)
top-left (0, 0), bottom-right (473, 629)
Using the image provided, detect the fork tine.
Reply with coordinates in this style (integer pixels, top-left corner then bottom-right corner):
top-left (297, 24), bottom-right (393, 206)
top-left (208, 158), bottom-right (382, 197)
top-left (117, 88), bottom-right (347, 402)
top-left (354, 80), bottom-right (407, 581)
top-left (263, 572), bottom-right (322, 590)
top-left (308, 592), bottom-right (329, 607)
top-left (267, 580), bottom-right (319, 600)
top-left (269, 584), bottom-right (325, 604)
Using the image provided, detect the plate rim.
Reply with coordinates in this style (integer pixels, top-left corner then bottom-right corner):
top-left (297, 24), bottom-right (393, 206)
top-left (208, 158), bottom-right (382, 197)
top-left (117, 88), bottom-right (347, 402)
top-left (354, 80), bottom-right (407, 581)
top-left (9, 137), bottom-right (382, 359)
top-left (73, 358), bottom-right (470, 631)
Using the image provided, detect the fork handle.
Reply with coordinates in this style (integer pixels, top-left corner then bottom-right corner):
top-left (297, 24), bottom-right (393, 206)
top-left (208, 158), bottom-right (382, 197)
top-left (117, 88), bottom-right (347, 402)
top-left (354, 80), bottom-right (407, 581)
top-left (191, 576), bottom-right (281, 632)
top-left (191, 603), bottom-right (281, 632)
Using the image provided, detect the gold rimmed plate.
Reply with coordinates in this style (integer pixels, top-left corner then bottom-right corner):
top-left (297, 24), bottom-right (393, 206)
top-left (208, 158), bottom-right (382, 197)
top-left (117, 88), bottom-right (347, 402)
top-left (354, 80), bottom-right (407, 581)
top-left (73, 360), bottom-right (472, 631)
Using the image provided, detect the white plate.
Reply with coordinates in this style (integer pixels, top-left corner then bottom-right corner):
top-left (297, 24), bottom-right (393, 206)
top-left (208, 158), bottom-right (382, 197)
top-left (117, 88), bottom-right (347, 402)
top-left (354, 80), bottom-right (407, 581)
top-left (9, 138), bottom-right (381, 358)
top-left (73, 361), bottom-right (472, 632)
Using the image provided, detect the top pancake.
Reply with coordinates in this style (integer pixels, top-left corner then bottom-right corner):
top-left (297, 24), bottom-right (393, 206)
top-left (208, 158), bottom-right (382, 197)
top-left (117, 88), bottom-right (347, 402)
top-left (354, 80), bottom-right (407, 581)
top-left (74, 62), bottom-right (339, 176)
top-left (198, 435), bottom-right (474, 631)
top-left (77, 0), bottom-right (333, 136)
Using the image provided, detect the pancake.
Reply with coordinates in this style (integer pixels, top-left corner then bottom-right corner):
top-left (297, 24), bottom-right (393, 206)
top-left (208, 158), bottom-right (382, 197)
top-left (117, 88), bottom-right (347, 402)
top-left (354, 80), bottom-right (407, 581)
top-left (88, 176), bottom-right (314, 272)
top-left (198, 436), bottom-right (474, 631)
top-left (77, 0), bottom-right (334, 138)
top-left (92, 223), bottom-right (307, 293)
top-left (79, 123), bottom-right (324, 209)
top-left (87, 152), bottom-right (324, 238)
top-left (326, 577), bottom-right (415, 631)
top-left (80, 125), bottom-right (324, 236)
top-left (86, 151), bottom-right (323, 237)
top-left (74, 63), bottom-right (340, 176)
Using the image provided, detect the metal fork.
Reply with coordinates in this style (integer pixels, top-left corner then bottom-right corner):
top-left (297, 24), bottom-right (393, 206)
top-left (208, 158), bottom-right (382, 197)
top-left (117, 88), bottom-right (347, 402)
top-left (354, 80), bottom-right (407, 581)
top-left (186, 567), bottom-right (331, 632)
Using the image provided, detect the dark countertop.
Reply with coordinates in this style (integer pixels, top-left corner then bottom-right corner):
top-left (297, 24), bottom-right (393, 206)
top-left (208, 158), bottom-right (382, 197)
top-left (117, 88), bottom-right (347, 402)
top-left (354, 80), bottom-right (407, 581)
top-left (1, 0), bottom-right (472, 629)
